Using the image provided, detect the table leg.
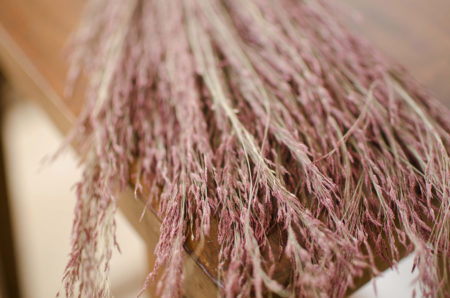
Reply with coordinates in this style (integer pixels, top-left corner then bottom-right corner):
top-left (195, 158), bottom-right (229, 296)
top-left (0, 76), bottom-right (21, 298)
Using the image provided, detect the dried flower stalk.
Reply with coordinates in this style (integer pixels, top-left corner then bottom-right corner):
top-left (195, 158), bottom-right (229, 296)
top-left (61, 0), bottom-right (449, 297)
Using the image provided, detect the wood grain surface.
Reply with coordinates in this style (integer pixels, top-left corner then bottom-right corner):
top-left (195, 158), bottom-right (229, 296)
top-left (0, 0), bottom-right (449, 296)
top-left (341, 0), bottom-right (450, 107)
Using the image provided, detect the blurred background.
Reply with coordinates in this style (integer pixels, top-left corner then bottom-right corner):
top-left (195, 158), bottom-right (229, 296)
top-left (0, 0), bottom-right (449, 297)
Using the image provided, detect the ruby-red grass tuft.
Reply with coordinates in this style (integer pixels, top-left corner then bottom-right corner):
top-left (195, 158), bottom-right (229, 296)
top-left (61, 0), bottom-right (450, 297)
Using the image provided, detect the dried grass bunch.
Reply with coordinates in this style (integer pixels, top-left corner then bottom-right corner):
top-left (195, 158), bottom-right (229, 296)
top-left (61, 0), bottom-right (449, 297)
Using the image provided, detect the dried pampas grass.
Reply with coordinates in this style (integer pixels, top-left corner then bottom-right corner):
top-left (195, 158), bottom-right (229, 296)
top-left (61, 0), bottom-right (449, 297)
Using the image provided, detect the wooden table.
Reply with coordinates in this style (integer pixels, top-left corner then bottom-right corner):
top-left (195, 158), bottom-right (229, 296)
top-left (0, 0), bottom-right (449, 297)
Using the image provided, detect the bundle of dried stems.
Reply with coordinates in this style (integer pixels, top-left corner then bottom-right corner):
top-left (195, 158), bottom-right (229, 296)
top-left (60, 0), bottom-right (449, 297)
